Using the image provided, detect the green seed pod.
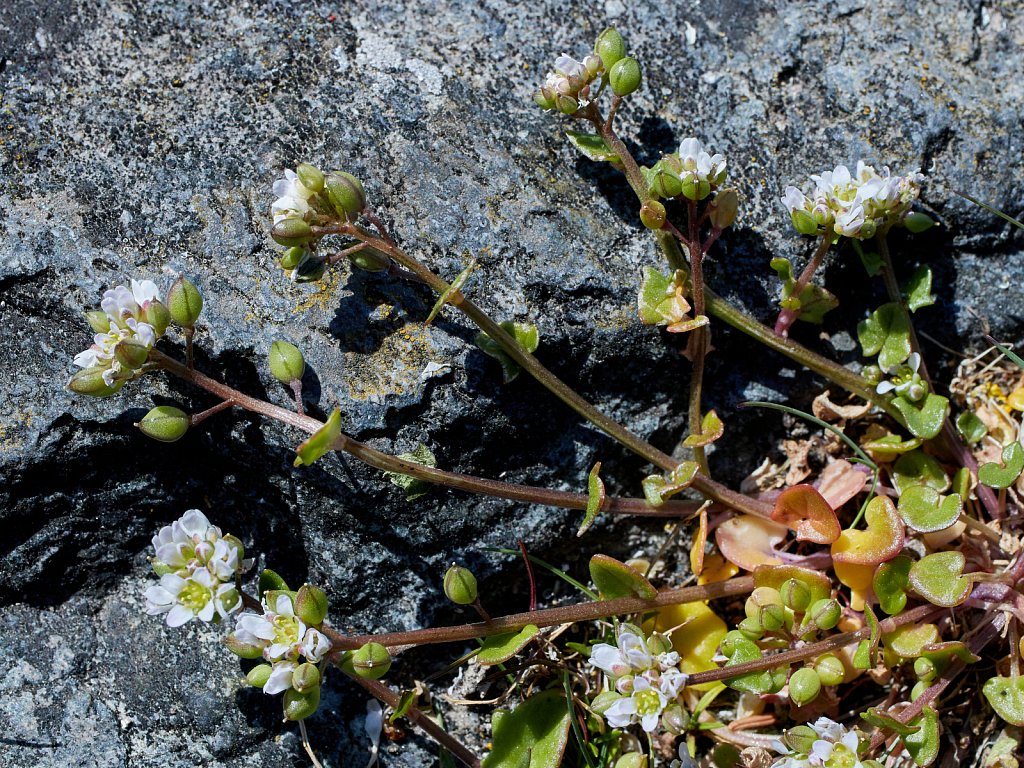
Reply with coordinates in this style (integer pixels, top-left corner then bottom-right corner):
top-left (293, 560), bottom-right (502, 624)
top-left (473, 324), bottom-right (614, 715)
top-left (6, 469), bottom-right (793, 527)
top-left (910, 679), bottom-right (928, 702)
top-left (555, 93), bottom-right (579, 115)
top-left (791, 209), bottom-right (820, 236)
top-left (768, 666), bottom-right (788, 694)
top-left (136, 405), bottom-right (190, 443)
top-left (814, 654), bottom-right (846, 686)
top-left (862, 364), bottom-right (883, 384)
top-left (296, 163), bottom-right (325, 194)
top-left (680, 173), bottom-right (712, 202)
top-left (745, 587), bottom-right (784, 618)
top-left (661, 702), bottom-right (689, 735)
top-left (272, 218), bottom-right (314, 247)
top-left (594, 27), bottom-right (626, 70)
top-left (780, 578), bottom-right (812, 613)
top-left (904, 211), bottom-right (936, 233)
top-left (533, 89), bottom-right (556, 110)
top-left (268, 340), bottom-right (305, 384)
top-left (808, 598), bottom-right (841, 631)
top-left (443, 565), bottom-right (478, 605)
top-left (349, 247), bottom-right (392, 272)
top-left (614, 754), bottom-right (647, 768)
top-left (84, 309), bottom-right (111, 333)
top-left (352, 642), bottom-right (392, 680)
top-left (246, 663), bottom-right (273, 688)
top-left (280, 246), bottom-right (307, 271)
top-left (783, 724), bottom-right (817, 753)
top-left (143, 300), bottom-right (171, 336)
top-left (719, 629), bottom-right (748, 657)
top-left (708, 188), bottom-right (739, 230)
top-left (225, 633), bottom-right (265, 659)
top-left (590, 690), bottom-right (622, 715)
top-left (292, 662), bottom-right (321, 693)
top-left (914, 656), bottom-right (936, 682)
top-left (639, 200), bottom-right (666, 230)
top-left (788, 667), bottom-right (822, 707)
top-left (284, 685), bottom-right (321, 721)
top-left (293, 255), bottom-right (327, 283)
top-left (759, 603), bottom-right (787, 632)
top-left (650, 166), bottom-right (682, 200)
top-left (608, 57), bottom-right (641, 96)
top-left (114, 338), bottom-right (151, 369)
top-left (737, 616), bottom-right (765, 641)
top-left (295, 583), bottom-right (329, 626)
top-left (68, 367), bottom-right (124, 397)
top-left (324, 172), bottom-right (366, 217)
top-left (167, 276), bottom-right (204, 328)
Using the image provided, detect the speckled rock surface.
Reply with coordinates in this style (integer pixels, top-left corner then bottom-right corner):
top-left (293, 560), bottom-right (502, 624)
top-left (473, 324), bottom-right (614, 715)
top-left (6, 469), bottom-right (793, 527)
top-left (1, 0), bottom-right (1022, 765)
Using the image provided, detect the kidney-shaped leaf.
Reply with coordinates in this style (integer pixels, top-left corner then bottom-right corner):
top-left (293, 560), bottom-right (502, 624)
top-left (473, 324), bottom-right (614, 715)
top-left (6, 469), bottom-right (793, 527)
top-left (642, 461), bottom-right (699, 506)
top-left (978, 442), bottom-right (1024, 489)
top-left (897, 486), bottom-right (962, 533)
top-left (908, 551), bottom-right (973, 607)
top-left (873, 555), bottom-right (913, 615)
top-left (477, 625), bottom-right (539, 666)
top-left (904, 706), bottom-right (940, 766)
top-left (772, 484), bottom-right (841, 543)
top-left (983, 676), bottom-right (1024, 727)
top-left (683, 410), bottom-right (725, 448)
top-left (884, 623), bottom-right (940, 659)
top-left (831, 496), bottom-right (905, 565)
top-left (483, 689), bottom-right (571, 768)
top-left (716, 515), bottom-right (788, 570)
top-left (858, 302), bottom-right (911, 370)
top-left (892, 393), bottom-right (950, 440)
top-left (892, 450), bottom-right (949, 495)
top-left (589, 554), bottom-right (657, 600)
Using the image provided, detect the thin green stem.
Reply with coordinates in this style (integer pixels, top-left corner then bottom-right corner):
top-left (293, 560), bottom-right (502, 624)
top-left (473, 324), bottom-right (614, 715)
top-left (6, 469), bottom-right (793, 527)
top-left (774, 235), bottom-right (833, 337)
top-left (686, 198), bottom-right (710, 476)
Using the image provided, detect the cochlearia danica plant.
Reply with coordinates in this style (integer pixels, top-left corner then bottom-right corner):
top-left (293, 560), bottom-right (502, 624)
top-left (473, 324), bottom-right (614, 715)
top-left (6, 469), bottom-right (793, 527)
top-left (66, 26), bottom-right (1024, 768)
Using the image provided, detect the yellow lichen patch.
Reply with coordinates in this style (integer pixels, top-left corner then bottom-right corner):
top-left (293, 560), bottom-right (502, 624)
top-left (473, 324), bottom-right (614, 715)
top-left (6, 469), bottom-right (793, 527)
top-left (292, 269), bottom-right (347, 315)
top-left (344, 323), bottom-right (438, 402)
top-left (0, 408), bottom-right (33, 452)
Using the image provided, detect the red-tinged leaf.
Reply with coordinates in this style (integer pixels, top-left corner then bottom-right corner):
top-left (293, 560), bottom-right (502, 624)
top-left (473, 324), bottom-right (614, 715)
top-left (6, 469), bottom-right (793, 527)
top-left (816, 459), bottom-right (869, 509)
top-left (683, 410), bottom-right (724, 448)
top-left (772, 484), bottom-right (841, 544)
top-left (715, 515), bottom-right (788, 571)
top-left (831, 496), bottom-right (905, 566)
top-left (690, 502), bottom-right (709, 577)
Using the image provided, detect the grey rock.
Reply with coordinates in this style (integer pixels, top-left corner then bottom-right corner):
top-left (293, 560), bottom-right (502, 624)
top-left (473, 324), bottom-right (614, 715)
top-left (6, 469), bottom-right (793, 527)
top-left (1, 0), bottom-right (1022, 765)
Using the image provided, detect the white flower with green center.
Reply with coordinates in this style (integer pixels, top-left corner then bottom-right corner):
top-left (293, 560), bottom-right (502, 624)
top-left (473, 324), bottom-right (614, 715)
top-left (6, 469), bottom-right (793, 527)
top-left (232, 593), bottom-right (332, 665)
top-left (770, 717), bottom-right (866, 768)
top-left (144, 569), bottom-right (241, 627)
top-left (73, 280), bottom-right (164, 386)
top-left (271, 168), bottom-right (317, 224)
top-left (603, 676), bottom-right (669, 732)
top-left (678, 137), bottom-right (727, 188)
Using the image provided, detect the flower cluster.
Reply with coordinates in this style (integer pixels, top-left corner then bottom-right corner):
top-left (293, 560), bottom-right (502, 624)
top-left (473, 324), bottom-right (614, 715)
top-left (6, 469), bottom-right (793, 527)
top-left (772, 718), bottom-right (869, 768)
top-left (144, 510), bottom-right (246, 627)
top-left (533, 52), bottom-right (603, 114)
top-left (783, 161), bottom-right (923, 240)
top-left (230, 592), bottom-right (333, 695)
top-left (646, 137), bottom-right (728, 202)
top-left (589, 625), bottom-right (688, 732)
top-left (71, 280), bottom-right (168, 395)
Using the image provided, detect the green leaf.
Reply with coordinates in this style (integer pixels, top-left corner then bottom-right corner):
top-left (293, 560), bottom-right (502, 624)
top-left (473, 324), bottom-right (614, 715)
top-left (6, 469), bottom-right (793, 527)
top-left (983, 676), bottom-right (1024, 726)
top-left (873, 555), bottom-right (912, 615)
top-left (483, 689), bottom-right (572, 768)
top-left (427, 259), bottom-right (477, 325)
top-left (391, 689), bottom-right (418, 721)
top-left (897, 486), bottom-right (962, 533)
top-left (683, 410), bottom-right (725, 448)
top-left (858, 302), bottom-right (912, 370)
top-left (884, 623), bottom-right (939, 658)
top-left (955, 411), bottom-right (988, 444)
top-left (978, 442), bottom-right (1024, 489)
top-left (477, 625), bottom-right (539, 666)
top-left (641, 461), bottom-right (699, 506)
top-left (852, 240), bottom-right (883, 277)
top-left (722, 637), bottom-right (774, 694)
top-left (860, 707), bottom-right (921, 737)
top-left (564, 131), bottom-right (620, 163)
top-left (588, 554), bottom-right (657, 600)
top-left (383, 443), bottom-right (437, 501)
top-left (294, 408), bottom-right (342, 467)
top-left (852, 639), bottom-right (872, 670)
top-left (908, 551), bottom-right (973, 607)
top-left (577, 462), bottom-right (605, 537)
top-left (892, 392), bottom-right (949, 440)
top-left (905, 266), bottom-right (935, 313)
top-left (771, 256), bottom-right (838, 324)
top-left (861, 434), bottom-right (923, 462)
top-left (892, 450), bottom-right (950, 495)
top-left (904, 707), bottom-right (940, 766)
top-left (636, 267), bottom-right (708, 333)
top-left (920, 641), bottom-right (980, 667)
top-left (475, 321), bottom-right (541, 383)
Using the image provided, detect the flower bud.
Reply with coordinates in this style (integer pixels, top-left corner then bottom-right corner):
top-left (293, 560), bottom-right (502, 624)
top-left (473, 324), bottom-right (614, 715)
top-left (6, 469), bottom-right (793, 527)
top-left (349, 247), bottom-right (392, 272)
top-left (858, 218), bottom-right (877, 240)
top-left (167, 276), bottom-right (204, 328)
top-left (614, 754), bottom-right (647, 768)
top-left (814, 654), bottom-right (846, 686)
top-left (136, 405), bottom-right (190, 443)
top-left (443, 565), bottom-right (478, 605)
top-left (650, 167), bottom-right (682, 200)
top-left (582, 54), bottom-right (603, 80)
top-left (639, 200), bottom-right (666, 230)
top-left (114, 339), bottom-right (151, 369)
top-left (85, 310), bottom-right (111, 333)
top-left (268, 340), bottom-right (305, 384)
top-left (862, 364), bottom-right (883, 383)
top-left (143, 300), bottom-right (171, 336)
top-left (325, 172), bottom-right (366, 217)
top-left (68, 367), bottom-right (123, 397)
top-left (555, 93), bottom-right (579, 115)
top-left (719, 629), bottom-right (747, 657)
top-left (284, 685), bottom-right (321, 720)
top-left (609, 57), bottom-right (641, 96)
top-left (295, 583), bottom-right (329, 626)
top-left (904, 211), bottom-right (936, 233)
top-left (661, 702), bottom-right (689, 735)
top-left (280, 246), bottom-right (307, 271)
top-left (791, 209), bottom-right (820, 236)
top-left (780, 579), bottom-right (812, 613)
top-left (225, 633), bottom-right (265, 659)
top-left (272, 218), bottom-right (314, 247)
top-left (808, 598), bottom-right (841, 631)
top-left (296, 163), bottom-right (325, 193)
top-left (595, 27), bottom-right (627, 70)
top-left (246, 663), bottom-right (274, 688)
top-left (352, 642), bottom-right (392, 680)
top-left (292, 662), bottom-right (321, 693)
top-left (913, 656), bottom-right (936, 682)
top-left (533, 89), bottom-right (556, 110)
top-left (708, 188), bottom-right (739, 230)
top-left (590, 690), bottom-right (622, 714)
top-left (782, 725), bottom-right (817, 754)
top-left (788, 667), bottom-right (821, 707)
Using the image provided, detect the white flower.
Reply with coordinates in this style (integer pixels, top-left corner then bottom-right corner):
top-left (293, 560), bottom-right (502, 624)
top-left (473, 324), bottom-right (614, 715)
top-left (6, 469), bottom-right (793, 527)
top-left (589, 630), bottom-right (663, 679)
top-left (833, 204), bottom-right (866, 237)
top-left (678, 137), bottom-right (727, 187)
top-left (264, 660), bottom-right (298, 695)
top-left (144, 569), bottom-right (241, 627)
top-left (271, 168), bottom-right (317, 224)
top-left (74, 280), bottom-right (165, 385)
top-left (603, 676), bottom-right (668, 732)
top-left (770, 717), bottom-right (865, 768)
top-left (876, 352), bottom-right (925, 399)
top-left (231, 593), bottom-right (333, 667)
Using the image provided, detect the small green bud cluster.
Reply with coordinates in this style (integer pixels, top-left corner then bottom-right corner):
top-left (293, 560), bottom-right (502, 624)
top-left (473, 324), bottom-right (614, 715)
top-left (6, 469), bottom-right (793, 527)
top-left (533, 28), bottom-right (641, 114)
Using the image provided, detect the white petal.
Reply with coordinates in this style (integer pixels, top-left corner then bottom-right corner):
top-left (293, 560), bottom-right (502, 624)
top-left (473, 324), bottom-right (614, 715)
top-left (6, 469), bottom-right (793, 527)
top-left (166, 604), bottom-right (195, 627)
top-left (264, 662), bottom-right (296, 695)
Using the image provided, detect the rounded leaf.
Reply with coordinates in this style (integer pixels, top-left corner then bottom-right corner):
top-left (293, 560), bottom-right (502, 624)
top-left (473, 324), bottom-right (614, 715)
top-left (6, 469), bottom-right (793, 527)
top-left (897, 486), bottom-right (962, 533)
top-left (983, 676), bottom-right (1024, 726)
top-left (831, 496), bottom-right (905, 565)
top-left (873, 555), bottom-right (912, 615)
top-left (716, 515), bottom-right (788, 570)
top-left (589, 554), bottom-right (656, 599)
top-left (771, 484), bottom-right (841, 543)
top-left (892, 451), bottom-right (949, 495)
top-left (908, 551), bottom-right (973, 607)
